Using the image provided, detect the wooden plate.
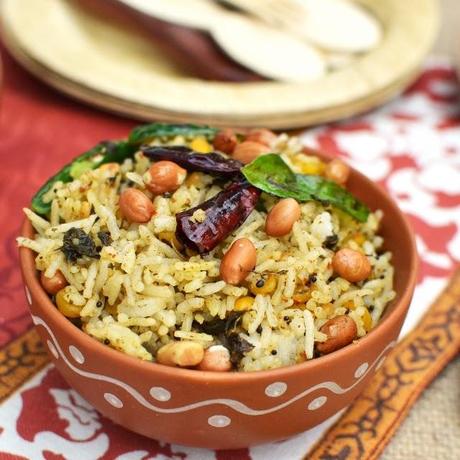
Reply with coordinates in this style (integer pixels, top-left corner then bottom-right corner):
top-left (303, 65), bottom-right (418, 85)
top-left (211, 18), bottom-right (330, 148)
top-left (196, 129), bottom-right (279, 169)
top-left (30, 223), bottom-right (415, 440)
top-left (0, 0), bottom-right (439, 128)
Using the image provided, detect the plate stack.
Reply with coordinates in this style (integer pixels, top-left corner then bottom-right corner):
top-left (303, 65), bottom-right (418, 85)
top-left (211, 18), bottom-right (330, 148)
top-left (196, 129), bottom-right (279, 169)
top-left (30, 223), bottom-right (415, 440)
top-left (0, 0), bottom-right (439, 128)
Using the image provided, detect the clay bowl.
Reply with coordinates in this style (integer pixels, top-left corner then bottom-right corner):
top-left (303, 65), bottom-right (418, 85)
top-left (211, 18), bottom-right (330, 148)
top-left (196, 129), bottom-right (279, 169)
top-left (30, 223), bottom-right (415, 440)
top-left (19, 154), bottom-right (417, 449)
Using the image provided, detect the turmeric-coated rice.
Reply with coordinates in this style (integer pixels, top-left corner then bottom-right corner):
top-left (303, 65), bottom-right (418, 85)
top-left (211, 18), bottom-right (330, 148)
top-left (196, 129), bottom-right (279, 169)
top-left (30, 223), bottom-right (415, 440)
top-left (18, 130), bottom-right (395, 371)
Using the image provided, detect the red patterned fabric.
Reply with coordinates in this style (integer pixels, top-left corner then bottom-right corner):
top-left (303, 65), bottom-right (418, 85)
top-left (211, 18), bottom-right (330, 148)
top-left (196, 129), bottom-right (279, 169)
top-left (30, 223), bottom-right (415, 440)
top-left (0, 46), bottom-right (459, 459)
top-left (0, 47), bottom-right (135, 347)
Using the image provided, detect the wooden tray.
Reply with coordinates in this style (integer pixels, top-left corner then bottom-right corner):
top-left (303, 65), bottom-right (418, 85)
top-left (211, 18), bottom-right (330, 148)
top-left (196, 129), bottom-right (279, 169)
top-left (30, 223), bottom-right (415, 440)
top-left (0, 0), bottom-right (439, 129)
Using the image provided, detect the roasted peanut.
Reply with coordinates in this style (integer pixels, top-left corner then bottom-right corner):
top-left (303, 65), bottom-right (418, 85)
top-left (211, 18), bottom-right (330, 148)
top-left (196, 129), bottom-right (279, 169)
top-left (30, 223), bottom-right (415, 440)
top-left (145, 161), bottom-right (186, 195)
top-left (265, 198), bottom-right (301, 237)
top-left (316, 315), bottom-right (357, 354)
top-left (156, 341), bottom-right (204, 367)
top-left (119, 188), bottom-right (154, 223)
top-left (220, 238), bottom-right (257, 285)
top-left (232, 141), bottom-right (270, 165)
top-left (40, 270), bottom-right (67, 295)
top-left (55, 287), bottom-right (82, 318)
top-left (325, 159), bottom-right (350, 185)
top-left (302, 145), bottom-right (322, 156)
top-left (212, 128), bottom-right (238, 154)
top-left (245, 128), bottom-right (277, 147)
top-left (197, 345), bottom-right (232, 372)
top-left (332, 248), bottom-right (371, 283)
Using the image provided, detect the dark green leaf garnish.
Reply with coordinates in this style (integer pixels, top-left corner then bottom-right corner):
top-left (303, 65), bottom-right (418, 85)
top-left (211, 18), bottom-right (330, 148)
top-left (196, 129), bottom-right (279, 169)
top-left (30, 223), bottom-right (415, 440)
top-left (97, 231), bottom-right (112, 247)
top-left (225, 333), bottom-right (255, 366)
top-left (195, 312), bottom-right (253, 366)
top-left (323, 234), bottom-right (338, 249)
top-left (31, 141), bottom-right (136, 215)
top-left (241, 154), bottom-right (370, 222)
top-left (32, 123), bottom-right (218, 216)
top-left (129, 123), bottom-right (218, 145)
top-left (61, 228), bottom-right (99, 262)
top-left (255, 200), bottom-right (268, 213)
top-left (195, 312), bottom-right (243, 336)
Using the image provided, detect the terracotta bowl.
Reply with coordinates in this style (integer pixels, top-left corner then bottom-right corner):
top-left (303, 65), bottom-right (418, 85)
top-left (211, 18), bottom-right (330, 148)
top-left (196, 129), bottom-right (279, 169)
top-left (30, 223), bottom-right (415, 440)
top-left (19, 157), bottom-right (417, 449)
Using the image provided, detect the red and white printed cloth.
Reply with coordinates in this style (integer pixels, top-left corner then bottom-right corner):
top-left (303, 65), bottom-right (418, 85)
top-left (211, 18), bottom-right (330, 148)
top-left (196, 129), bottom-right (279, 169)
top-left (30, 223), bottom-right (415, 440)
top-left (0, 49), bottom-right (459, 460)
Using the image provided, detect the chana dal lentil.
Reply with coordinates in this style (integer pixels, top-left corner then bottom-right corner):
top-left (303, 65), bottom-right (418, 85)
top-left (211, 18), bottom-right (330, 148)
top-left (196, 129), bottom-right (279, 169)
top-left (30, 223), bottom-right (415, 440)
top-left (18, 125), bottom-right (395, 372)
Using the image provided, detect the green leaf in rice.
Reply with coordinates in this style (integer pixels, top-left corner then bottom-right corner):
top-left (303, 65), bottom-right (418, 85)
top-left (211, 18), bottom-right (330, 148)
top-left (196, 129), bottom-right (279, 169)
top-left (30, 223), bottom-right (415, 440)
top-left (69, 160), bottom-right (95, 179)
top-left (242, 154), bottom-right (370, 222)
top-left (31, 141), bottom-right (136, 215)
top-left (128, 123), bottom-right (218, 145)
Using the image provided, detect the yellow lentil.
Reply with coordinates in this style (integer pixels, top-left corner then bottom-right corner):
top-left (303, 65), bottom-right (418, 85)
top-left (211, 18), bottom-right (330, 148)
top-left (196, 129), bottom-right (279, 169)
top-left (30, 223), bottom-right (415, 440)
top-left (190, 136), bottom-right (212, 153)
top-left (184, 172), bottom-right (202, 187)
top-left (234, 296), bottom-right (255, 311)
top-left (293, 291), bottom-right (311, 304)
top-left (250, 275), bottom-right (277, 295)
top-left (292, 158), bottom-right (325, 175)
top-left (344, 300), bottom-right (356, 310)
top-left (352, 232), bottom-right (366, 245)
top-left (158, 231), bottom-right (184, 251)
top-left (362, 308), bottom-right (373, 332)
top-left (56, 288), bottom-right (82, 318)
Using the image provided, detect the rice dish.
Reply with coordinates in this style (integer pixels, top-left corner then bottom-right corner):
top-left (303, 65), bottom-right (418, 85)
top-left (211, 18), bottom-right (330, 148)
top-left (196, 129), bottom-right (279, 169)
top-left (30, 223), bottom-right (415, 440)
top-left (18, 124), bottom-right (395, 372)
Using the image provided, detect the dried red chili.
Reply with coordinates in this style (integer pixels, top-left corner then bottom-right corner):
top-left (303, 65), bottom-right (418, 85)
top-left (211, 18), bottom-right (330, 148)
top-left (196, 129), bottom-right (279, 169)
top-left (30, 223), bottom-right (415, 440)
top-left (141, 146), bottom-right (243, 177)
top-left (175, 180), bottom-right (261, 253)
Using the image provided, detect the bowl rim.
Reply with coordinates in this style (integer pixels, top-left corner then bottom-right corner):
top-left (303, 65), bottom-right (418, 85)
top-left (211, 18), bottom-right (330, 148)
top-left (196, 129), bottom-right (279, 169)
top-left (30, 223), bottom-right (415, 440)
top-left (19, 158), bottom-right (418, 383)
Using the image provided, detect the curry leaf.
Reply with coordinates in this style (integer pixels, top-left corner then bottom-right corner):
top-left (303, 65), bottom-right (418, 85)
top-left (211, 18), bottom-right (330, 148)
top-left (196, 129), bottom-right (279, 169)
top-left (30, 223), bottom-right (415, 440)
top-left (31, 122), bottom-right (218, 216)
top-left (61, 228), bottom-right (99, 262)
top-left (31, 141), bottom-right (137, 215)
top-left (242, 154), bottom-right (370, 222)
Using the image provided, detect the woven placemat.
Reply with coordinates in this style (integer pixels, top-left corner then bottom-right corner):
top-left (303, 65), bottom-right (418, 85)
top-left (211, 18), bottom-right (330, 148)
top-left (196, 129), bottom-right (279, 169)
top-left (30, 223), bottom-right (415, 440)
top-left (382, 356), bottom-right (460, 460)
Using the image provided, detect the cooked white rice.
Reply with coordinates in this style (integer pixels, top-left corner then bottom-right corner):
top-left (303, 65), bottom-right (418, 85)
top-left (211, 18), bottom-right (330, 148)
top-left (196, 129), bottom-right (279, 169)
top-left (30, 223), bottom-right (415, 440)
top-left (18, 132), bottom-right (395, 371)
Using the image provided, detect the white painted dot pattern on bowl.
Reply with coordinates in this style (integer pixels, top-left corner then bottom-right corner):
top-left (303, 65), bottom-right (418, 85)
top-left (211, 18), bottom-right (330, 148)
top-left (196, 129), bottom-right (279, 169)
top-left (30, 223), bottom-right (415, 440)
top-left (265, 381), bottom-right (287, 397)
top-left (308, 396), bottom-right (327, 411)
top-left (25, 287), bottom-right (32, 305)
top-left (69, 345), bottom-right (85, 364)
top-left (150, 387), bottom-right (171, 402)
top-left (47, 339), bottom-right (58, 359)
top-left (354, 362), bottom-right (369, 379)
top-left (104, 392), bottom-right (123, 408)
top-left (208, 415), bottom-right (231, 428)
top-left (31, 315), bottom-right (397, 420)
